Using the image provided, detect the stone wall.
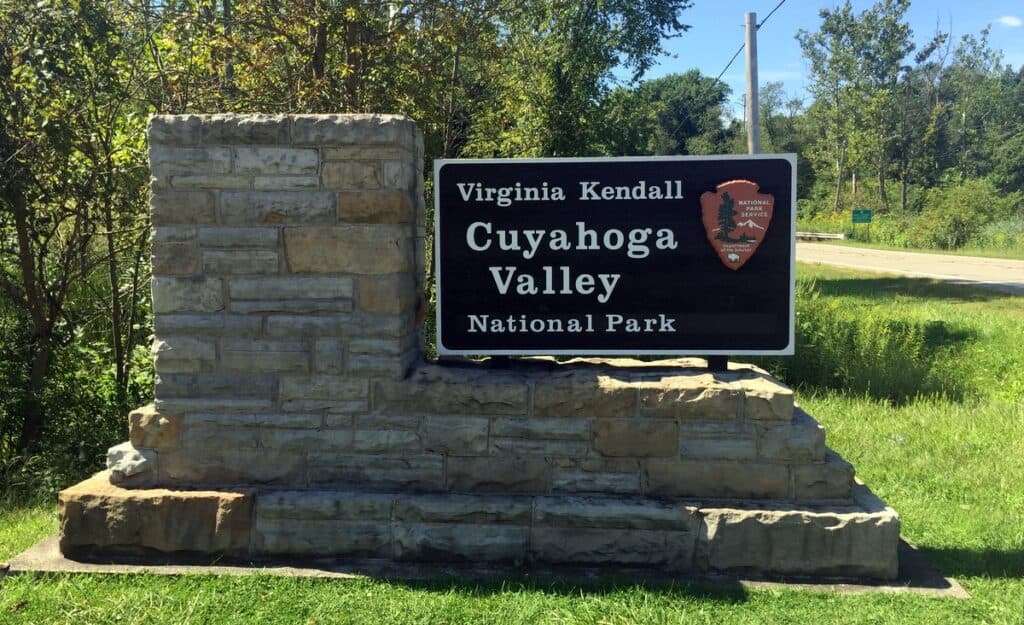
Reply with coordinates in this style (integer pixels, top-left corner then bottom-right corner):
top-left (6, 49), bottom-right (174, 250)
top-left (62, 114), bottom-right (900, 580)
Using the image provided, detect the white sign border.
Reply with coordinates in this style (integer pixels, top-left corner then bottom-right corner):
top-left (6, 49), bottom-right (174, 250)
top-left (433, 154), bottom-right (797, 357)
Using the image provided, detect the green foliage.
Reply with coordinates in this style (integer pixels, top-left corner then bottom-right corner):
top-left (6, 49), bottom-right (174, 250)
top-left (755, 280), bottom-right (959, 402)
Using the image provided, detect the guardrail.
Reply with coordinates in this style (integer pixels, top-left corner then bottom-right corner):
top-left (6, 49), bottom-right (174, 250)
top-left (796, 232), bottom-right (846, 241)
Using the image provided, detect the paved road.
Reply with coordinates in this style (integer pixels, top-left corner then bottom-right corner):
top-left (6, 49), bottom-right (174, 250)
top-left (796, 242), bottom-right (1024, 295)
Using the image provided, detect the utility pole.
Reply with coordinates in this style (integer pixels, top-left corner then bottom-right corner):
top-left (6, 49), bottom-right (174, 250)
top-left (745, 11), bottom-right (760, 154)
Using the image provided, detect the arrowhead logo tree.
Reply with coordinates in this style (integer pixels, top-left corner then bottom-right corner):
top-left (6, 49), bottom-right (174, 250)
top-left (700, 179), bottom-right (774, 270)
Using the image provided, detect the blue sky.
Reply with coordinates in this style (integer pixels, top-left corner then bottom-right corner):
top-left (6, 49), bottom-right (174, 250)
top-left (632, 0), bottom-right (1024, 117)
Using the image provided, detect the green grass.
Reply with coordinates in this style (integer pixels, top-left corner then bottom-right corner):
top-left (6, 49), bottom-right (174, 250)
top-left (2, 264), bottom-right (1023, 624)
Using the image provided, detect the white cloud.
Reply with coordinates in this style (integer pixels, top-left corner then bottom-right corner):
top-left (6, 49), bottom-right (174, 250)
top-left (995, 15), bottom-right (1023, 27)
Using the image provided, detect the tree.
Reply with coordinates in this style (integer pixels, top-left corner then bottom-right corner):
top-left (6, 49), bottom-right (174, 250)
top-left (0, 0), bottom-right (150, 453)
top-left (716, 193), bottom-right (738, 242)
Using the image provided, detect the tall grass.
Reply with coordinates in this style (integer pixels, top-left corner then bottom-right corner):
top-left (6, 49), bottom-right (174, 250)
top-left (754, 280), bottom-right (961, 402)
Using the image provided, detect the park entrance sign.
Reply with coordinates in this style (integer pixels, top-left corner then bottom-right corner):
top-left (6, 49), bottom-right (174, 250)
top-left (435, 155), bottom-right (797, 355)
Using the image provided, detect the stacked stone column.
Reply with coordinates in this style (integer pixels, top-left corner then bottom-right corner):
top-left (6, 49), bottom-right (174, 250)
top-left (132, 114), bottom-right (422, 487)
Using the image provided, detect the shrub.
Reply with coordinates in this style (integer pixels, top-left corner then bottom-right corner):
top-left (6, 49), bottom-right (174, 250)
top-left (918, 178), bottom-right (1021, 249)
top-left (754, 281), bottom-right (954, 402)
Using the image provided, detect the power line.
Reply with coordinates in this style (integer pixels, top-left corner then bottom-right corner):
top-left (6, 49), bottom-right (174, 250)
top-left (713, 0), bottom-right (787, 83)
top-left (759, 0), bottom-right (786, 29)
top-left (716, 44), bottom-right (746, 82)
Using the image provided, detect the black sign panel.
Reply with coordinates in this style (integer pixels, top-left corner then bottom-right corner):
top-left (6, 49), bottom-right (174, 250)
top-left (435, 156), bottom-right (795, 355)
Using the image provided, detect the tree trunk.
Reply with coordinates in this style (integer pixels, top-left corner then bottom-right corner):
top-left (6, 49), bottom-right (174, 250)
top-left (833, 146), bottom-right (846, 213)
top-left (17, 345), bottom-right (53, 453)
top-left (878, 167), bottom-right (889, 213)
top-left (103, 195), bottom-right (127, 409)
top-left (900, 172), bottom-right (908, 212)
top-left (9, 186), bottom-right (54, 452)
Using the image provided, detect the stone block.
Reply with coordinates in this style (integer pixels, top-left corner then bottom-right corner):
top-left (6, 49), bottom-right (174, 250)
top-left (198, 227), bottom-right (279, 248)
top-left (352, 429), bottom-right (422, 453)
top-left (534, 375), bottom-right (636, 417)
top-left (382, 160), bottom-right (417, 191)
top-left (257, 491), bottom-right (393, 520)
top-left (254, 518), bottom-right (391, 557)
top-left (284, 225), bottom-right (413, 274)
top-left (150, 190), bottom-right (215, 225)
top-left (446, 457), bottom-right (548, 494)
top-left (151, 242), bottom-right (198, 275)
top-left (59, 472), bottom-right (252, 556)
top-left (322, 161), bottom-right (381, 189)
top-left (202, 250), bottom-right (279, 274)
top-left (375, 369), bottom-right (528, 416)
top-left (155, 398), bottom-right (274, 414)
top-left (253, 413), bottom-right (323, 429)
top-left (314, 338), bottom-right (344, 374)
top-left (308, 454), bottom-right (444, 491)
top-left (529, 527), bottom-right (694, 567)
top-left (323, 146), bottom-right (411, 161)
top-left (152, 225), bottom-right (197, 243)
top-left (220, 338), bottom-right (309, 374)
top-left (421, 416), bottom-right (489, 455)
top-left (490, 438), bottom-right (591, 457)
top-left (792, 451), bottom-right (855, 500)
top-left (394, 523), bottom-right (528, 562)
top-left (154, 314), bottom-right (262, 337)
top-left (151, 277), bottom-right (223, 314)
top-left (638, 373), bottom-right (743, 420)
top-left (171, 175), bottom-right (252, 190)
top-left (678, 422), bottom-right (758, 460)
top-left (279, 375), bottom-right (369, 402)
top-left (264, 313), bottom-right (409, 339)
top-left (346, 352), bottom-right (416, 378)
top-left (348, 337), bottom-right (415, 356)
top-left (151, 336), bottom-right (216, 374)
top-left (742, 375), bottom-right (795, 420)
top-left (199, 114), bottom-right (291, 145)
top-left (159, 448), bottom-right (304, 486)
top-left (339, 190), bottom-right (415, 224)
top-left (221, 191), bottom-right (335, 225)
top-left (260, 428), bottom-right (352, 452)
top-left (291, 114), bottom-right (415, 146)
top-left (149, 115), bottom-right (202, 146)
top-left (357, 274), bottom-right (416, 314)
top-left (593, 419), bottom-right (678, 457)
top-left (698, 485), bottom-right (900, 579)
top-left (395, 494), bottom-right (531, 525)
top-left (490, 417), bottom-right (590, 440)
top-left (234, 147), bottom-right (318, 175)
top-left (645, 459), bottom-right (790, 499)
top-left (230, 276), bottom-right (353, 300)
top-left (253, 175), bottom-right (320, 190)
top-left (534, 496), bottom-right (699, 530)
top-left (150, 146), bottom-right (231, 177)
top-left (230, 300), bottom-right (354, 315)
top-left (759, 410), bottom-right (826, 462)
top-left (106, 443), bottom-right (156, 486)
top-left (180, 424), bottom-right (259, 449)
top-left (551, 469), bottom-right (641, 495)
top-left (129, 404), bottom-right (181, 450)
top-left (155, 373), bottom-right (276, 400)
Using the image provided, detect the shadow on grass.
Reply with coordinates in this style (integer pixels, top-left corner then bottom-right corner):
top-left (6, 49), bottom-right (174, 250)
top-left (918, 547), bottom-right (1024, 579)
top-left (382, 575), bottom-right (751, 602)
top-left (811, 276), bottom-right (1008, 303)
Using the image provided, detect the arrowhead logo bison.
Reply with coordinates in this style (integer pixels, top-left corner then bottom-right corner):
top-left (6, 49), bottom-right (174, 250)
top-left (700, 179), bottom-right (774, 270)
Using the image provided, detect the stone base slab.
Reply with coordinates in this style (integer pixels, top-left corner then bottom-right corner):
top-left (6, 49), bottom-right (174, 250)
top-left (60, 472), bottom-right (900, 580)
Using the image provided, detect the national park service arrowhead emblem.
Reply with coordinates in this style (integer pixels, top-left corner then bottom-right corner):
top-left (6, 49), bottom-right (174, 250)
top-left (700, 179), bottom-right (774, 270)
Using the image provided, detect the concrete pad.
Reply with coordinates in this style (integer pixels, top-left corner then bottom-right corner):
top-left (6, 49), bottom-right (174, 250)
top-left (4, 534), bottom-right (969, 599)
